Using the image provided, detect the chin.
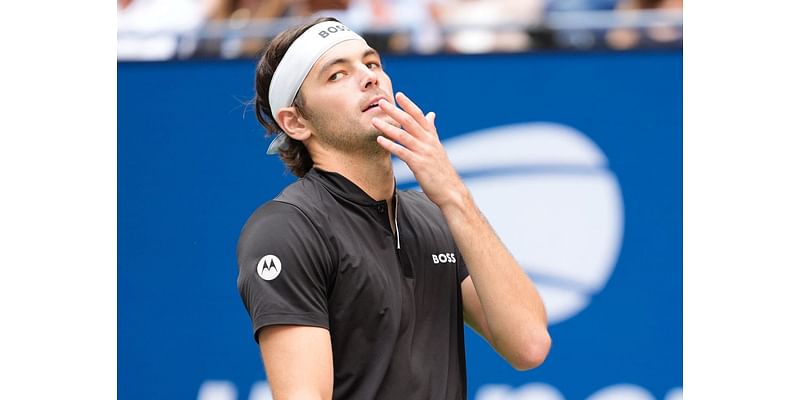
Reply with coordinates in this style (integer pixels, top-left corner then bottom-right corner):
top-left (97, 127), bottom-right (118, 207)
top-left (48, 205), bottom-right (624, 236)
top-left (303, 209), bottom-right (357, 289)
top-left (366, 125), bottom-right (382, 138)
top-left (361, 129), bottom-right (386, 154)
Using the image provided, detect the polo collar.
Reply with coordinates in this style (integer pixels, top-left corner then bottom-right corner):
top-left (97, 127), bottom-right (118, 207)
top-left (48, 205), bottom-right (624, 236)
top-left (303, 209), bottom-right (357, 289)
top-left (307, 167), bottom-right (396, 206)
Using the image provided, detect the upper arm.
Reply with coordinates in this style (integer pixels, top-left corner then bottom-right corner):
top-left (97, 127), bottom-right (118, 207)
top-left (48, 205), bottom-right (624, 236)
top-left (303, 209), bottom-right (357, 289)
top-left (258, 325), bottom-right (333, 400)
top-left (238, 202), bottom-right (335, 397)
top-left (461, 276), bottom-right (494, 345)
top-left (237, 201), bottom-right (333, 340)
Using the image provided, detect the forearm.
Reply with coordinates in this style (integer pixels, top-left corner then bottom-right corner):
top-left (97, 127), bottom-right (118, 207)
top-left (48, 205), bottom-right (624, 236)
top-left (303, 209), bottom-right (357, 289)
top-left (370, 92), bottom-right (550, 366)
top-left (442, 186), bottom-right (551, 368)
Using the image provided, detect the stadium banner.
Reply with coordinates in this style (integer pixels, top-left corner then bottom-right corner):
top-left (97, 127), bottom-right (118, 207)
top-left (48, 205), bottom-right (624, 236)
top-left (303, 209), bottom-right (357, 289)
top-left (119, 50), bottom-right (682, 400)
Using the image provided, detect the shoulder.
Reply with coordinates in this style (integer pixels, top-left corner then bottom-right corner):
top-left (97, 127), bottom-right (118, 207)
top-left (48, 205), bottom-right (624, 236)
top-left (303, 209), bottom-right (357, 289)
top-left (399, 189), bottom-right (434, 208)
top-left (239, 177), bottom-right (327, 239)
top-left (398, 189), bottom-right (446, 222)
top-left (276, 175), bottom-right (330, 208)
top-left (236, 197), bottom-right (336, 286)
top-left (237, 201), bottom-right (315, 254)
top-left (238, 178), bottom-right (327, 252)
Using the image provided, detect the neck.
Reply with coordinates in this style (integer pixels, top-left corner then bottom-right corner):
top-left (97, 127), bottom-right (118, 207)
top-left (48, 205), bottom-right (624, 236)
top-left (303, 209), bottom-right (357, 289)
top-left (311, 146), bottom-right (396, 203)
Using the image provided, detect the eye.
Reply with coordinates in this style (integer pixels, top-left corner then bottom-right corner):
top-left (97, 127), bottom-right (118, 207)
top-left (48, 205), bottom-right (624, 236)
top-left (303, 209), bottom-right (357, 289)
top-left (329, 71), bottom-right (344, 81)
top-left (366, 61), bottom-right (381, 69)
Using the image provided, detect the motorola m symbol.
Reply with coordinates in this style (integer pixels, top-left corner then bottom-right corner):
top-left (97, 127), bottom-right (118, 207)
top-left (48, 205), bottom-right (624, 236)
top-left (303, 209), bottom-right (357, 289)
top-left (257, 255), bottom-right (282, 281)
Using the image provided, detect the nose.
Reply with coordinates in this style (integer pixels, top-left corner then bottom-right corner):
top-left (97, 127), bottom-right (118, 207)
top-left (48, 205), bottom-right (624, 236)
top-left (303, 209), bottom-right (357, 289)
top-left (360, 65), bottom-right (378, 91)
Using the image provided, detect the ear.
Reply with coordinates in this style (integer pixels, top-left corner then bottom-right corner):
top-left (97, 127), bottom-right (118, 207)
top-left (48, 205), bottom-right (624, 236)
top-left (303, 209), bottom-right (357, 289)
top-left (275, 106), bottom-right (312, 141)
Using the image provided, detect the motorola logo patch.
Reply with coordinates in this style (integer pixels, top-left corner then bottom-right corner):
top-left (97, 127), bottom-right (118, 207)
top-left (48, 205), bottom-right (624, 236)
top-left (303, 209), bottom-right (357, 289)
top-left (256, 255), bottom-right (282, 281)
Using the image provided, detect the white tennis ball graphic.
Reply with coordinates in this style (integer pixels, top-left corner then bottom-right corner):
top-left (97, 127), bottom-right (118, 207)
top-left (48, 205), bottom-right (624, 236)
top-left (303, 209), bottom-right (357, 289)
top-left (394, 122), bottom-right (624, 324)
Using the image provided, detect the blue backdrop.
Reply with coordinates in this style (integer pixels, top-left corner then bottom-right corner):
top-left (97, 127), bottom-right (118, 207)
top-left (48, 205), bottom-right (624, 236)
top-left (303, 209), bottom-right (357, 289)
top-left (119, 50), bottom-right (682, 399)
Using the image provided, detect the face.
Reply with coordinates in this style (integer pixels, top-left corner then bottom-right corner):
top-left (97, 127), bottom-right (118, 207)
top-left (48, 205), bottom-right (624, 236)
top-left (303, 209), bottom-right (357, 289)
top-left (296, 39), bottom-right (397, 154)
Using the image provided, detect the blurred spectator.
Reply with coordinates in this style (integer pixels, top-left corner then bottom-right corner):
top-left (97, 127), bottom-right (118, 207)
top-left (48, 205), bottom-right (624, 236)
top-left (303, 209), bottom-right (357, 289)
top-left (605, 0), bottom-right (682, 49)
top-left (117, 0), bottom-right (682, 60)
top-left (200, 0), bottom-right (294, 58)
top-left (340, 0), bottom-right (441, 54)
top-left (118, 0), bottom-right (207, 60)
top-left (431, 0), bottom-right (546, 53)
top-left (545, 0), bottom-right (619, 12)
top-left (302, 0), bottom-right (351, 15)
top-left (207, 0), bottom-right (291, 20)
top-left (202, 0), bottom-right (354, 58)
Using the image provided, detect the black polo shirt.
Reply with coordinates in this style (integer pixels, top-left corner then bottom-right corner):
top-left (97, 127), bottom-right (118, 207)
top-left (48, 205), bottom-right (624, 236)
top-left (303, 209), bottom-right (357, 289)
top-left (237, 167), bottom-right (469, 399)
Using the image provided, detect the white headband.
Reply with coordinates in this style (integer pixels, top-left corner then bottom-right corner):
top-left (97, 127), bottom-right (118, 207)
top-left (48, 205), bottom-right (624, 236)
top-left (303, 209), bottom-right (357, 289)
top-left (266, 21), bottom-right (366, 154)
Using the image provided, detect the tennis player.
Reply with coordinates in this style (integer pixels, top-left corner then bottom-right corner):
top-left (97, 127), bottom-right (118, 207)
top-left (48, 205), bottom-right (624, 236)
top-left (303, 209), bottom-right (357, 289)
top-left (237, 17), bottom-right (551, 399)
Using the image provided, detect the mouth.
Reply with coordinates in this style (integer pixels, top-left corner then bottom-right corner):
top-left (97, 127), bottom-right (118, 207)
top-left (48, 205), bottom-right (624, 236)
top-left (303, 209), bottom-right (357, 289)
top-left (362, 96), bottom-right (387, 112)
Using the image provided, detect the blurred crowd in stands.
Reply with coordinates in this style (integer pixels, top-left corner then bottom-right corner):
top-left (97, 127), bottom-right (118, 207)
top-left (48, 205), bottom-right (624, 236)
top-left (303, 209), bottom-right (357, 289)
top-left (118, 0), bottom-right (682, 60)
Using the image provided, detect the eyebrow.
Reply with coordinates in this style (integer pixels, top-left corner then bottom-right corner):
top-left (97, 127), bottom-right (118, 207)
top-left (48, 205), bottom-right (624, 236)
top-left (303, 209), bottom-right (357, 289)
top-left (317, 49), bottom-right (380, 80)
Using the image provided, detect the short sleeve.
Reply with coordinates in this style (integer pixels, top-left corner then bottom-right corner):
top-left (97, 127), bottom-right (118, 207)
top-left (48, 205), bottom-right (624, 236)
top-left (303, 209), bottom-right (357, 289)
top-left (236, 201), bottom-right (334, 343)
top-left (456, 246), bottom-right (470, 283)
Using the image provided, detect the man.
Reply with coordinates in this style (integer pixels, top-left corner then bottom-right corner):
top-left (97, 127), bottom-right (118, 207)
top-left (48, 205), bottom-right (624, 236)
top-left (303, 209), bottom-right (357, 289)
top-left (237, 17), bottom-right (551, 399)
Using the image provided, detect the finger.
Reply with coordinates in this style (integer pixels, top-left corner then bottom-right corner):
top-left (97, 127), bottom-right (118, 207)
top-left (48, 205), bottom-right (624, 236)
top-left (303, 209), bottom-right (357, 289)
top-left (425, 112), bottom-right (438, 137)
top-left (377, 135), bottom-right (416, 164)
top-left (378, 99), bottom-right (425, 138)
top-left (395, 92), bottom-right (430, 130)
top-left (425, 111), bottom-right (436, 126)
top-left (372, 117), bottom-right (421, 152)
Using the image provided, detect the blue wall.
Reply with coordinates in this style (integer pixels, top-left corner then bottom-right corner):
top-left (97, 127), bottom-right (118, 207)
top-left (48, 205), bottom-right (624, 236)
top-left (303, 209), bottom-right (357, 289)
top-left (119, 50), bottom-right (681, 399)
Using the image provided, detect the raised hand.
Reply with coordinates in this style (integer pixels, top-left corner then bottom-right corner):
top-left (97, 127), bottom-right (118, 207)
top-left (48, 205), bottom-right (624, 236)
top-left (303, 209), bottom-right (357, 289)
top-left (372, 92), bottom-right (468, 211)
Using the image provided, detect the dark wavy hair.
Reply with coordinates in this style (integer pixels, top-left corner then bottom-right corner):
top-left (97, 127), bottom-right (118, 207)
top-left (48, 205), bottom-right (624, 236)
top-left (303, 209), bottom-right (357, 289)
top-left (254, 17), bottom-right (339, 177)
